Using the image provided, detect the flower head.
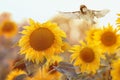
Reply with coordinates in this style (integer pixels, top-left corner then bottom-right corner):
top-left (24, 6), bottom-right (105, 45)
top-left (94, 24), bottom-right (120, 54)
top-left (19, 19), bottom-right (66, 64)
top-left (0, 20), bottom-right (18, 38)
top-left (70, 41), bottom-right (102, 74)
top-left (6, 69), bottom-right (27, 80)
top-left (111, 59), bottom-right (120, 80)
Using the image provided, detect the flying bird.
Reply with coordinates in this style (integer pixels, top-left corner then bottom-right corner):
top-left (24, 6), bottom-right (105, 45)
top-left (51, 5), bottom-right (110, 44)
top-left (59, 5), bottom-right (109, 24)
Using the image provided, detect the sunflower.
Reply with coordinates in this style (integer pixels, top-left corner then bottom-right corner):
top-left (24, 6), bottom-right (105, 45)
top-left (27, 69), bottom-right (61, 80)
top-left (70, 41), bottom-right (102, 74)
top-left (116, 14), bottom-right (120, 30)
top-left (116, 14), bottom-right (120, 25)
top-left (94, 24), bottom-right (120, 54)
top-left (85, 28), bottom-right (99, 44)
top-left (61, 42), bottom-right (71, 51)
top-left (0, 20), bottom-right (18, 38)
top-left (44, 55), bottom-right (62, 78)
top-left (19, 19), bottom-right (66, 64)
top-left (111, 59), bottom-right (120, 80)
top-left (26, 72), bottom-right (51, 80)
top-left (6, 69), bottom-right (27, 80)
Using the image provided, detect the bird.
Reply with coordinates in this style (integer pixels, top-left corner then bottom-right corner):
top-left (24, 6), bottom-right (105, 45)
top-left (58, 5), bottom-right (109, 24)
top-left (51, 4), bottom-right (110, 45)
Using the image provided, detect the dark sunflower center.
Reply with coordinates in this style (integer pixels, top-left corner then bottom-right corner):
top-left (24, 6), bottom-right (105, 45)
top-left (2, 22), bottom-right (15, 32)
top-left (48, 61), bottom-right (58, 74)
top-left (29, 28), bottom-right (55, 51)
top-left (101, 31), bottom-right (116, 46)
top-left (80, 47), bottom-right (95, 63)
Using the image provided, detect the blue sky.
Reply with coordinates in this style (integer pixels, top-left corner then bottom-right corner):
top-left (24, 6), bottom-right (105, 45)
top-left (0, 0), bottom-right (120, 26)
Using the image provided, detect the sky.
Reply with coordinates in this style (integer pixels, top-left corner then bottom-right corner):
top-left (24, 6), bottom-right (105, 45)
top-left (0, 0), bottom-right (120, 26)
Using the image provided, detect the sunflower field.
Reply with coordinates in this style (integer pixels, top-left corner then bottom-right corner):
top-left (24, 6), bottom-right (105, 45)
top-left (0, 1), bottom-right (120, 80)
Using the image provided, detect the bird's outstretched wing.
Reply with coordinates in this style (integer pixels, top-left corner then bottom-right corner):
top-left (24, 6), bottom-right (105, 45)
top-left (93, 9), bottom-right (110, 18)
top-left (59, 11), bottom-right (81, 19)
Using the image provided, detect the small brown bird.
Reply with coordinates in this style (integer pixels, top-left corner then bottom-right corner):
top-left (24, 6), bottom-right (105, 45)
top-left (59, 5), bottom-right (109, 24)
top-left (51, 5), bottom-right (109, 44)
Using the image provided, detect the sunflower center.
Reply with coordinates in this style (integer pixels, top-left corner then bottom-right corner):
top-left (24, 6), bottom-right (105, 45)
top-left (2, 22), bottom-right (15, 32)
top-left (101, 31), bottom-right (116, 46)
top-left (48, 61), bottom-right (58, 74)
top-left (29, 28), bottom-right (55, 51)
top-left (80, 47), bottom-right (95, 63)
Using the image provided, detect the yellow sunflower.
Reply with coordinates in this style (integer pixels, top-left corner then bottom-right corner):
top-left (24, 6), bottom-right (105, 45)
top-left (116, 14), bottom-right (120, 30)
top-left (85, 28), bottom-right (99, 44)
top-left (61, 42), bottom-right (71, 51)
top-left (111, 59), bottom-right (120, 80)
top-left (6, 69), bottom-right (27, 80)
top-left (94, 24), bottom-right (120, 54)
top-left (19, 19), bottom-right (66, 64)
top-left (0, 20), bottom-right (18, 38)
top-left (116, 14), bottom-right (120, 24)
top-left (27, 69), bottom-right (61, 80)
top-left (44, 55), bottom-right (62, 78)
top-left (70, 41), bottom-right (102, 74)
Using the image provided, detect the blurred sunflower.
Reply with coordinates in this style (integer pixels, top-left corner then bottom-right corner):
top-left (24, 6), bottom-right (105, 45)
top-left (27, 68), bottom-right (61, 80)
top-left (0, 20), bottom-right (18, 38)
top-left (94, 24), bottom-right (120, 54)
top-left (111, 59), bottom-right (120, 80)
top-left (19, 19), bottom-right (66, 64)
top-left (61, 42), bottom-right (71, 51)
top-left (116, 14), bottom-right (120, 24)
top-left (44, 56), bottom-right (62, 79)
top-left (85, 28), bottom-right (99, 44)
top-left (116, 14), bottom-right (120, 30)
top-left (70, 41), bottom-right (102, 74)
top-left (6, 69), bottom-right (27, 80)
